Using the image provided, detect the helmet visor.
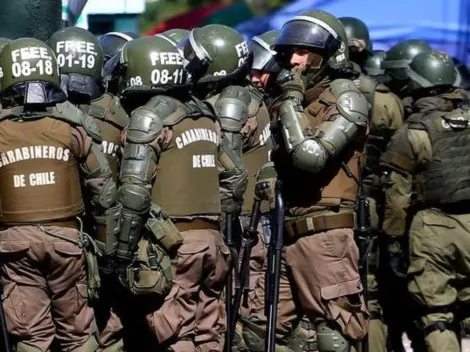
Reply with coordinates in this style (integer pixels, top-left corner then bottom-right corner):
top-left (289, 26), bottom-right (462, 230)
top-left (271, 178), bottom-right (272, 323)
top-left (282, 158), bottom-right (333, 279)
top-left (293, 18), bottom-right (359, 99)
top-left (249, 38), bottom-right (277, 71)
top-left (177, 31), bottom-right (212, 79)
top-left (273, 18), bottom-right (340, 55)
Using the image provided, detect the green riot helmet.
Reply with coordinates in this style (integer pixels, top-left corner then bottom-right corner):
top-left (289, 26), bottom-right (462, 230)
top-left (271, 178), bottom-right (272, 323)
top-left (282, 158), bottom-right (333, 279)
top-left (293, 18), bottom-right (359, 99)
top-left (99, 32), bottom-right (141, 64)
top-left (0, 38), bottom-right (65, 105)
top-left (177, 24), bottom-right (251, 85)
top-left (381, 39), bottom-right (432, 82)
top-left (339, 17), bottom-right (372, 53)
top-left (118, 36), bottom-right (188, 95)
top-left (48, 27), bottom-right (103, 80)
top-left (452, 58), bottom-right (470, 89)
top-left (0, 38), bottom-right (12, 54)
top-left (156, 29), bottom-right (190, 46)
top-left (48, 27), bottom-right (104, 101)
top-left (272, 10), bottom-right (349, 70)
top-left (364, 50), bottom-right (385, 77)
top-left (249, 29), bottom-right (281, 73)
top-left (103, 53), bottom-right (121, 95)
top-left (407, 50), bottom-right (457, 92)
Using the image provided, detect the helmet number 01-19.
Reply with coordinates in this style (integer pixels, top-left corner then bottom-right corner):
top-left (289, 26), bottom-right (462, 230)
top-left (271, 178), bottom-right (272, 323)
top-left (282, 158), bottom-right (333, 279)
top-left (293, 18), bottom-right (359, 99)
top-left (57, 53), bottom-right (95, 69)
top-left (12, 59), bottom-right (54, 78)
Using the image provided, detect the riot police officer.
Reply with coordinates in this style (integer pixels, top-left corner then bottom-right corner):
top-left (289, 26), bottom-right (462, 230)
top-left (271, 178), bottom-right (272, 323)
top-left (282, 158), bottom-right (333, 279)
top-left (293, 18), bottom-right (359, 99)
top-left (47, 26), bottom-right (129, 352)
top-left (339, 17), bottom-right (372, 72)
top-left (382, 39), bottom-right (432, 114)
top-left (100, 31), bottom-right (141, 95)
top-left (0, 37), bottom-right (115, 352)
top-left (229, 29), bottom-right (280, 351)
top-left (48, 27), bottom-right (129, 177)
top-left (112, 35), bottom-right (247, 351)
top-left (380, 39), bottom-right (432, 352)
top-left (364, 50), bottom-right (387, 83)
top-left (178, 23), bottom-right (252, 350)
top-left (380, 50), bottom-right (470, 352)
top-left (341, 17), bottom-right (405, 352)
top-left (243, 10), bottom-right (370, 352)
top-left (99, 31), bottom-right (141, 64)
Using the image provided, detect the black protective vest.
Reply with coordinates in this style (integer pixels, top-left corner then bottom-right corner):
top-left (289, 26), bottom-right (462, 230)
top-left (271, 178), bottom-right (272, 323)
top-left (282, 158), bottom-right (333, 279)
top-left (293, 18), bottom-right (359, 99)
top-left (412, 109), bottom-right (470, 205)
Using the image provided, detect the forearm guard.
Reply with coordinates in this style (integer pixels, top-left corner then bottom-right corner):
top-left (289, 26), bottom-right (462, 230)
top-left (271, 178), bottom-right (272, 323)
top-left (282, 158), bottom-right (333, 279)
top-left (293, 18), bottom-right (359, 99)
top-left (82, 142), bottom-right (117, 213)
top-left (279, 89), bottom-right (368, 173)
top-left (215, 85), bottom-right (251, 160)
top-left (219, 134), bottom-right (248, 214)
top-left (112, 142), bottom-right (157, 261)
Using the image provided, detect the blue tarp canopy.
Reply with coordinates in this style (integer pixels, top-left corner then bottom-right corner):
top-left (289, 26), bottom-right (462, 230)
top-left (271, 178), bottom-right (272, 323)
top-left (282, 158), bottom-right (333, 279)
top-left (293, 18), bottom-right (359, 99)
top-left (236, 0), bottom-right (470, 62)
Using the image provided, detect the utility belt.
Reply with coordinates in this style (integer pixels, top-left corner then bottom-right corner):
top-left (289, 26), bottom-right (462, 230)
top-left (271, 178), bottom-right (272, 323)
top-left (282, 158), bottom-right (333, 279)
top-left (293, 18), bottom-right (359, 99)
top-left (284, 212), bottom-right (356, 239)
top-left (99, 204), bottom-right (184, 297)
top-left (173, 218), bottom-right (220, 232)
top-left (2, 218), bottom-right (80, 229)
top-left (2, 217), bottom-right (102, 302)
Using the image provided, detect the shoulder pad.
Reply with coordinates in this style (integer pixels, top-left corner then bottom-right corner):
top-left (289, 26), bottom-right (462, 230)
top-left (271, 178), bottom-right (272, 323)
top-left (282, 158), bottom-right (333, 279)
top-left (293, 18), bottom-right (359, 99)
top-left (204, 94), bottom-right (219, 110)
top-left (247, 86), bottom-right (264, 118)
top-left (144, 95), bottom-right (188, 127)
top-left (336, 90), bottom-right (369, 127)
top-left (185, 98), bottom-right (216, 121)
top-left (215, 85), bottom-right (251, 132)
top-left (357, 75), bottom-right (378, 105)
top-left (330, 79), bottom-right (360, 97)
top-left (127, 105), bottom-right (164, 144)
top-left (54, 101), bottom-right (103, 142)
top-left (109, 96), bottom-right (130, 128)
top-left (89, 93), bottom-right (129, 129)
top-left (54, 101), bottom-right (85, 126)
top-left (79, 104), bottom-right (106, 120)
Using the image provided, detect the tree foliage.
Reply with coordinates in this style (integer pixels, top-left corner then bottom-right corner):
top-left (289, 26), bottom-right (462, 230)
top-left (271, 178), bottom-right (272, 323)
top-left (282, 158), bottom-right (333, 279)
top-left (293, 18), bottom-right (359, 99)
top-left (138, 0), bottom-right (292, 33)
top-left (139, 0), bottom-right (231, 33)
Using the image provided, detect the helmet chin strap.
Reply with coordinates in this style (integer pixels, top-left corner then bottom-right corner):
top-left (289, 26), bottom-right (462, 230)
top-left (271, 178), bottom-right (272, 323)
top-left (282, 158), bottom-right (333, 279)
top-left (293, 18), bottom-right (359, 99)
top-left (305, 63), bottom-right (329, 88)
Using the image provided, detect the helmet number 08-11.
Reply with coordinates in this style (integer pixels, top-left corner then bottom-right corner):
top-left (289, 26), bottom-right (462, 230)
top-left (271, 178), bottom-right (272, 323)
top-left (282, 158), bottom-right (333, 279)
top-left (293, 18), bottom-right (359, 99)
top-left (12, 59), bottom-right (54, 78)
top-left (151, 69), bottom-right (184, 85)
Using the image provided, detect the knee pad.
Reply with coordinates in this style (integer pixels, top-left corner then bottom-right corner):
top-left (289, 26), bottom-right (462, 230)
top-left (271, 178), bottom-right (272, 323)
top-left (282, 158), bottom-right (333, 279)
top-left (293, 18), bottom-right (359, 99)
top-left (241, 318), bottom-right (303, 352)
top-left (233, 322), bottom-right (248, 352)
top-left (316, 322), bottom-right (350, 352)
top-left (241, 318), bottom-right (266, 352)
top-left (70, 335), bottom-right (99, 352)
top-left (424, 321), bottom-right (455, 337)
top-left (98, 339), bottom-right (125, 352)
top-left (285, 324), bottom-right (310, 352)
top-left (16, 342), bottom-right (45, 352)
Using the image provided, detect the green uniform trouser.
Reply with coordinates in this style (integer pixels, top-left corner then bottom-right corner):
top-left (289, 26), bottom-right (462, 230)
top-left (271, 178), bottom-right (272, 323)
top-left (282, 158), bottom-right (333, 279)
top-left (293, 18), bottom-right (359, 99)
top-left (366, 267), bottom-right (387, 352)
top-left (408, 208), bottom-right (470, 352)
top-left (366, 198), bottom-right (387, 352)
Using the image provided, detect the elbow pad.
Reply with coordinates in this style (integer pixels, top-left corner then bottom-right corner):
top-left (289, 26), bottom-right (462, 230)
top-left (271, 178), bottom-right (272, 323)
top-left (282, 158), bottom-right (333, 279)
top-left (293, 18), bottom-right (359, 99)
top-left (283, 88), bottom-right (368, 174)
top-left (215, 85), bottom-right (251, 133)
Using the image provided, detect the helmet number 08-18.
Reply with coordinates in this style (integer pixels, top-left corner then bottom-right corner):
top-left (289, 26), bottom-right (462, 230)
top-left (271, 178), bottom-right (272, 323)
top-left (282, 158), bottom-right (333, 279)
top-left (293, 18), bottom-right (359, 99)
top-left (12, 59), bottom-right (54, 78)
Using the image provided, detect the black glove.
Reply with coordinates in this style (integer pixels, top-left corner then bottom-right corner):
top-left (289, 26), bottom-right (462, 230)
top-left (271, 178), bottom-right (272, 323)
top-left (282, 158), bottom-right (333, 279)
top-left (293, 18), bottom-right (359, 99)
top-left (387, 236), bottom-right (409, 279)
top-left (280, 66), bottom-right (306, 101)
